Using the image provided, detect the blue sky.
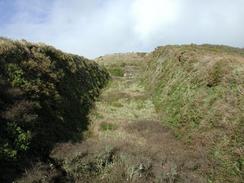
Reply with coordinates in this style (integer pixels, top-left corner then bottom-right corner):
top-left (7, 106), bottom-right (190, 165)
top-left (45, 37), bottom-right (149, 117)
top-left (0, 1), bottom-right (15, 25)
top-left (0, 0), bottom-right (50, 24)
top-left (0, 0), bottom-right (244, 58)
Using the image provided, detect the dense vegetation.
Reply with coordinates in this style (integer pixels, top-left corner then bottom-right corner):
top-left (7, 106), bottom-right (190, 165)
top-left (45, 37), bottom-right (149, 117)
top-left (144, 44), bottom-right (244, 182)
top-left (0, 38), bottom-right (109, 182)
top-left (1, 40), bottom-right (243, 182)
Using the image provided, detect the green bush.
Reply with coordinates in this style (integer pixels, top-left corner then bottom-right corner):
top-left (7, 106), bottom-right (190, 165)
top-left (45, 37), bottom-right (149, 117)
top-left (0, 38), bottom-right (110, 181)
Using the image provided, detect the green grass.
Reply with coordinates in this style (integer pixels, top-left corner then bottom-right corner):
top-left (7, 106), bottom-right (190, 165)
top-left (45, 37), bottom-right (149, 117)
top-left (108, 67), bottom-right (124, 77)
top-left (100, 122), bottom-right (118, 131)
top-left (143, 45), bottom-right (244, 182)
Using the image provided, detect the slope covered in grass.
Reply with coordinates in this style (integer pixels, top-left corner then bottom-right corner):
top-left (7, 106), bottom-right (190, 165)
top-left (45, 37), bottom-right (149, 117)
top-left (144, 44), bottom-right (244, 182)
top-left (0, 38), bottom-right (109, 182)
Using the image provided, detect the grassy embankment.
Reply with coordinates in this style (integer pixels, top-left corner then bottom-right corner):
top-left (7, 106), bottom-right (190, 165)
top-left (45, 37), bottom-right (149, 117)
top-left (144, 45), bottom-right (244, 182)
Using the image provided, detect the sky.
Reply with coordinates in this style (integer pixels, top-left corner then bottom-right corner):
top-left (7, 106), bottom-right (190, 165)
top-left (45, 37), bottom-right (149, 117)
top-left (0, 0), bottom-right (243, 58)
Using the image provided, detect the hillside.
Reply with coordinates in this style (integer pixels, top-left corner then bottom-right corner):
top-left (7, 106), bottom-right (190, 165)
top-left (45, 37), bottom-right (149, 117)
top-left (1, 42), bottom-right (243, 182)
top-left (144, 45), bottom-right (244, 182)
top-left (0, 38), bottom-right (110, 182)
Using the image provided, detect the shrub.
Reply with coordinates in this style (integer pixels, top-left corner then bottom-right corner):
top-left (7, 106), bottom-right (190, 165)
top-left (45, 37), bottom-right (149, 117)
top-left (0, 38), bottom-right (110, 182)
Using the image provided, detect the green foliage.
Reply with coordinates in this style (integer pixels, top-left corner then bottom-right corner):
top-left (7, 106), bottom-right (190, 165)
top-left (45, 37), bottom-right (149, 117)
top-left (0, 123), bottom-right (31, 160)
top-left (6, 64), bottom-right (27, 87)
top-left (0, 38), bottom-right (110, 182)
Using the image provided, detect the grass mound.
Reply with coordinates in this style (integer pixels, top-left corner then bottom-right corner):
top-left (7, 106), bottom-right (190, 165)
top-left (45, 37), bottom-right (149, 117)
top-left (144, 44), bottom-right (244, 182)
top-left (0, 38), bottom-right (110, 182)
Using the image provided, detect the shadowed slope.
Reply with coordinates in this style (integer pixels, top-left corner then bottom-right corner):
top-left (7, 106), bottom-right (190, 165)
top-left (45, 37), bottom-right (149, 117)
top-left (0, 38), bottom-right (110, 182)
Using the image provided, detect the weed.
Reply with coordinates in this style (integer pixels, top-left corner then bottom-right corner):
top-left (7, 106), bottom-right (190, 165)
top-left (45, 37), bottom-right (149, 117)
top-left (108, 67), bottom-right (124, 77)
top-left (100, 122), bottom-right (118, 131)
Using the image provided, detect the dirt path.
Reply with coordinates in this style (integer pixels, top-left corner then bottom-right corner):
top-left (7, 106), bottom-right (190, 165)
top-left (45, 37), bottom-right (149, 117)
top-left (50, 58), bottom-right (209, 182)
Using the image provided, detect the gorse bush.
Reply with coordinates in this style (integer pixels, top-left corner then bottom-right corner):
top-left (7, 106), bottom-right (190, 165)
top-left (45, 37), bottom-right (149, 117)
top-left (0, 38), bottom-right (110, 177)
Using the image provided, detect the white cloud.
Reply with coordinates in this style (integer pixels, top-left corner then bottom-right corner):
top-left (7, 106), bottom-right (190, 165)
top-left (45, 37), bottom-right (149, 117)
top-left (0, 0), bottom-right (243, 58)
top-left (131, 0), bottom-right (181, 41)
